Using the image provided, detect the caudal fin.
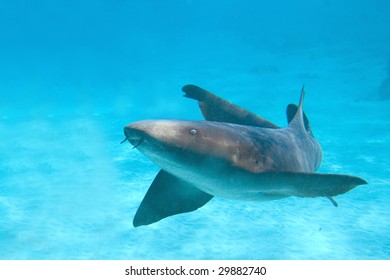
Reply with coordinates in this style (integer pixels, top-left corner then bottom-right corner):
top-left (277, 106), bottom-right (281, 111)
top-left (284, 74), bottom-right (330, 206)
top-left (251, 171), bottom-right (367, 199)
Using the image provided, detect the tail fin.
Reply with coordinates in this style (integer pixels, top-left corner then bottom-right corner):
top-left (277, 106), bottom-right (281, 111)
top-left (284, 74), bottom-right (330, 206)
top-left (251, 171), bottom-right (367, 199)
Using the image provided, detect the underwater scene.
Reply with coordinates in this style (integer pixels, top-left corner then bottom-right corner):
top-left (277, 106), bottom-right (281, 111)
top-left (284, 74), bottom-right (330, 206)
top-left (0, 0), bottom-right (389, 259)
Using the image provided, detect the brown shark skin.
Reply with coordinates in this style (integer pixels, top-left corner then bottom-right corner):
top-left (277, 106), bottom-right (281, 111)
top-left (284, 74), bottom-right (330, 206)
top-left (123, 85), bottom-right (367, 226)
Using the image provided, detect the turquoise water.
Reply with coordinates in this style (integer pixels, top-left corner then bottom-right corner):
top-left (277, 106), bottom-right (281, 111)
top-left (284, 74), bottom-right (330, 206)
top-left (0, 0), bottom-right (389, 259)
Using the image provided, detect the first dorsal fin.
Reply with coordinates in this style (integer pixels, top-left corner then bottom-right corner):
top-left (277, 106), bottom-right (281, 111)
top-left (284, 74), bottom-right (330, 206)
top-left (288, 85), bottom-right (306, 133)
top-left (286, 104), bottom-right (313, 135)
top-left (182, 84), bottom-right (279, 128)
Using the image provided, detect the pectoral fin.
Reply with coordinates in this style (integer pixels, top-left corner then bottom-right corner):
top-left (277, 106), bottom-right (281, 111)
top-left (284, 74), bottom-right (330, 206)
top-left (133, 170), bottom-right (213, 227)
top-left (182, 84), bottom-right (279, 128)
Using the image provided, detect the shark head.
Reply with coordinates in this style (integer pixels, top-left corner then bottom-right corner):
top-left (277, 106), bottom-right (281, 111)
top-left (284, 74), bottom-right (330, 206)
top-left (124, 119), bottom-right (260, 177)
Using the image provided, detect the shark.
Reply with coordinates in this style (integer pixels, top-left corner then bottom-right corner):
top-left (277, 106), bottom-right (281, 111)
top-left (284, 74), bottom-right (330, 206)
top-left (122, 85), bottom-right (367, 227)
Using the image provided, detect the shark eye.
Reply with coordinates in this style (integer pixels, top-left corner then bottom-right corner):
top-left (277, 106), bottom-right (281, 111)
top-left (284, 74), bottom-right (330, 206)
top-left (189, 128), bottom-right (198, 135)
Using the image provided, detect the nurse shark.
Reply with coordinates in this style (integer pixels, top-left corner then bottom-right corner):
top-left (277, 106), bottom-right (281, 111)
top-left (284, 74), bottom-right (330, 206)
top-left (123, 85), bottom-right (367, 227)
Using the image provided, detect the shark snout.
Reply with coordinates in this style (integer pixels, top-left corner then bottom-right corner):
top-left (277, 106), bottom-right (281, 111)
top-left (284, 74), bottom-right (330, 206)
top-left (123, 119), bottom-right (190, 151)
top-left (123, 123), bottom-right (147, 148)
top-left (123, 120), bottom-right (172, 149)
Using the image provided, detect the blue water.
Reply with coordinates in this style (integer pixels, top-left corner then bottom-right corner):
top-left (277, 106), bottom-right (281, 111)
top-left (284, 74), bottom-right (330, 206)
top-left (0, 0), bottom-right (389, 259)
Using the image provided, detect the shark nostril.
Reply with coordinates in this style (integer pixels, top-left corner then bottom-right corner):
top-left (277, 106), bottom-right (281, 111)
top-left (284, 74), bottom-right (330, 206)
top-left (120, 137), bottom-right (129, 144)
top-left (123, 124), bottom-right (147, 149)
top-left (131, 138), bottom-right (143, 149)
